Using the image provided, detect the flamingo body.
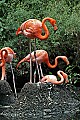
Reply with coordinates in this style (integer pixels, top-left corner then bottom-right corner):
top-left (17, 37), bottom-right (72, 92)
top-left (17, 19), bottom-right (42, 39)
top-left (40, 70), bottom-right (69, 85)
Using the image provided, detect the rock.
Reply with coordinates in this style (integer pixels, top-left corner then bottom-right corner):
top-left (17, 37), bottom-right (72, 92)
top-left (0, 80), bottom-right (12, 95)
top-left (1, 83), bottom-right (80, 120)
top-left (0, 80), bottom-right (15, 106)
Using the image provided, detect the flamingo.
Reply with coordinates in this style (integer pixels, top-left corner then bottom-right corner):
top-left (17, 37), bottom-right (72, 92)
top-left (16, 50), bottom-right (69, 82)
top-left (16, 17), bottom-right (58, 40)
top-left (0, 47), bottom-right (17, 98)
top-left (40, 70), bottom-right (69, 85)
top-left (16, 17), bottom-right (58, 83)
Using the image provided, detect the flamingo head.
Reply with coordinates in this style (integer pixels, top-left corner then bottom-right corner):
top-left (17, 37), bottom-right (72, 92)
top-left (49, 18), bottom-right (58, 32)
top-left (16, 27), bottom-right (23, 35)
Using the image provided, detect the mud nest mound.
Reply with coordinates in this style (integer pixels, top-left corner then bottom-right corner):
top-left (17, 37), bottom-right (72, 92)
top-left (0, 82), bottom-right (80, 120)
top-left (0, 80), bottom-right (12, 95)
top-left (0, 80), bottom-right (15, 106)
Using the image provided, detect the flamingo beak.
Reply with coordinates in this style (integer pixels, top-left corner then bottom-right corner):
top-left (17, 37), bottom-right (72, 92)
top-left (54, 24), bottom-right (58, 33)
top-left (66, 59), bottom-right (70, 65)
top-left (16, 27), bottom-right (22, 35)
top-left (65, 78), bottom-right (69, 83)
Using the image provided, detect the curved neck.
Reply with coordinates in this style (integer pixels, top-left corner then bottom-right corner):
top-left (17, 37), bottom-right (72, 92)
top-left (46, 57), bottom-right (59, 68)
top-left (1, 65), bottom-right (6, 80)
top-left (17, 56), bottom-right (29, 69)
top-left (60, 71), bottom-right (69, 83)
top-left (46, 56), bottom-right (67, 68)
top-left (0, 49), bottom-right (8, 67)
top-left (0, 59), bottom-right (5, 67)
top-left (1, 49), bottom-right (8, 59)
top-left (3, 47), bottom-right (16, 58)
top-left (36, 18), bottom-right (55, 40)
top-left (57, 71), bottom-right (64, 84)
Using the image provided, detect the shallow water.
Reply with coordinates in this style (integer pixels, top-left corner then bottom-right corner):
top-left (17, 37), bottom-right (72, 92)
top-left (0, 82), bottom-right (80, 120)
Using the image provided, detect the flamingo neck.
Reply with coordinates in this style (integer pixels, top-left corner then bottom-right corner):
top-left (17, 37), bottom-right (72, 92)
top-left (17, 56), bottom-right (29, 68)
top-left (1, 65), bottom-right (6, 80)
top-left (62, 72), bottom-right (69, 83)
top-left (46, 56), bottom-right (68, 68)
top-left (57, 71), bottom-right (64, 84)
top-left (0, 49), bottom-right (8, 67)
top-left (46, 57), bottom-right (58, 68)
top-left (4, 47), bottom-right (16, 58)
top-left (36, 18), bottom-right (53, 40)
top-left (0, 59), bottom-right (5, 67)
top-left (1, 49), bottom-right (8, 59)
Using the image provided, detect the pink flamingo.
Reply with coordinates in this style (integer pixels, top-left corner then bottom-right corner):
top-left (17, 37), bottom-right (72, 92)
top-left (0, 47), bottom-right (16, 80)
top-left (16, 50), bottom-right (69, 82)
top-left (16, 17), bottom-right (58, 83)
top-left (16, 17), bottom-right (58, 40)
top-left (0, 47), bottom-right (17, 98)
top-left (40, 70), bottom-right (69, 85)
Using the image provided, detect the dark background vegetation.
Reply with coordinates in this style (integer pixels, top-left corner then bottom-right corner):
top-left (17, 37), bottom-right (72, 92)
top-left (0, 0), bottom-right (80, 91)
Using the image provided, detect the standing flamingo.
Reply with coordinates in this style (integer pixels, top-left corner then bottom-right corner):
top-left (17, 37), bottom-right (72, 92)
top-left (16, 50), bottom-right (69, 82)
top-left (0, 47), bottom-right (17, 98)
top-left (16, 17), bottom-right (58, 83)
top-left (40, 70), bottom-right (69, 85)
top-left (16, 17), bottom-right (58, 40)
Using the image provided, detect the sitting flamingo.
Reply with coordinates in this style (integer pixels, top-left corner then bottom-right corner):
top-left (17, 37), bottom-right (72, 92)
top-left (16, 50), bottom-right (69, 82)
top-left (0, 47), bottom-right (16, 80)
top-left (40, 70), bottom-right (69, 85)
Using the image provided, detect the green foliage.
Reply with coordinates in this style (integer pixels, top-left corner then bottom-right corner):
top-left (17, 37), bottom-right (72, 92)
top-left (0, 0), bottom-right (7, 18)
top-left (65, 65), bottom-right (80, 84)
top-left (0, 0), bottom-right (80, 84)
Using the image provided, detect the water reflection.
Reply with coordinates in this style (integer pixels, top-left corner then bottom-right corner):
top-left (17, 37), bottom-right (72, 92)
top-left (0, 82), bottom-right (80, 120)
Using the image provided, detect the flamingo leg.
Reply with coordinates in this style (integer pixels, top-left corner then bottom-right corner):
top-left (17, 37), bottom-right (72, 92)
top-left (34, 38), bottom-right (41, 82)
top-left (34, 69), bottom-right (36, 83)
top-left (39, 64), bottom-right (43, 78)
top-left (1, 65), bottom-right (6, 80)
top-left (29, 39), bottom-right (32, 83)
top-left (10, 62), bottom-right (17, 99)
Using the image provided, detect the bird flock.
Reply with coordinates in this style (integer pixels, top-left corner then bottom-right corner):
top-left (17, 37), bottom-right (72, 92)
top-left (0, 17), bottom-right (70, 95)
